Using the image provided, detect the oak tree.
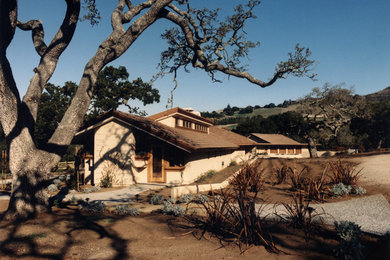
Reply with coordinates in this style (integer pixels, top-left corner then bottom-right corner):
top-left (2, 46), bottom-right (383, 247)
top-left (0, 0), bottom-right (315, 219)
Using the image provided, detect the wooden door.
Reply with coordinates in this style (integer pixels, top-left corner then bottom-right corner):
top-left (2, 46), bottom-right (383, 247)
top-left (149, 146), bottom-right (165, 183)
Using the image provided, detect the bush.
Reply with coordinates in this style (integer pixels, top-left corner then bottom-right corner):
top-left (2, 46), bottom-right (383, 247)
top-left (178, 194), bottom-right (195, 204)
top-left (328, 160), bottom-right (362, 186)
top-left (334, 221), bottom-right (361, 241)
top-left (330, 183), bottom-right (352, 196)
top-left (47, 184), bottom-right (58, 192)
top-left (195, 170), bottom-right (216, 183)
top-left (53, 179), bottom-right (62, 185)
top-left (353, 186), bottom-right (366, 195)
top-left (161, 201), bottom-right (184, 217)
top-left (83, 188), bottom-right (92, 194)
top-left (92, 186), bottom-right (101, 192)
top-left (149, 195), bottom-right (165, 205)
top-left (115, 205), bottom-right (139, 216)
top-left (333, 221), bottom-right (363, 260)
top-left (273, 166), bottom-right (289, 184)
top-left (58, 175), bottom-right (67, 181)
top-left (289, 167), bottom-right (309, 191)
top-left (197, 161), bottom-right (278, 253)
top-left (229, 161), bottom-right (238, 167)
top-left (196, 194), bottom-right (209, 204)
top-left (79, 201), bottom-right (106, 213)
top-left (100, 171), bottom-right (114, 188)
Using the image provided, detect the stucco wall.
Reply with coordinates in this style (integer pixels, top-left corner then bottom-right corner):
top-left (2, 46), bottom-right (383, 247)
top-left (256, 147), bottom-right (310, 158)
top-left (156, 117), bottom-right (176, 128)
top-left (93, 120), bottom-right (147, 186)
top-left (166, 149), bottom-right (249, 185)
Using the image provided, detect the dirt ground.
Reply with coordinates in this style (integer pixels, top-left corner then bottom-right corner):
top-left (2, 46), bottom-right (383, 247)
top-left (0, 153), bottom-right (390, 259)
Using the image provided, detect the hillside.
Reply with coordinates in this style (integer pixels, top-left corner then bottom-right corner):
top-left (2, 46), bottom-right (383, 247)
top-left (365, 86), bottom-right (390, 102)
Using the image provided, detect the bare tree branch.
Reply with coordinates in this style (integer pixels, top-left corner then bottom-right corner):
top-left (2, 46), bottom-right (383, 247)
top-left (159, 1), bottom-right (316, 88)
top-left (16, 20), bottom-right (47, 56)
top-left (21, 0), bottom-right (80, 122)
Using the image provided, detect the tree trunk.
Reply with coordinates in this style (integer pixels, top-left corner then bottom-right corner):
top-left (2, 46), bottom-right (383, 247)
top-left (4, 169), bottom-right (51, 220)
top-left (308, 137), bottom-right (318, 158)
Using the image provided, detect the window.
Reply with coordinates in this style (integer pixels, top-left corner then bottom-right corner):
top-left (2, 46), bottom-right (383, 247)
top-left (165, 147), bottom-right (185, 168)
top-left (183, 120), bottom-right (192, 129)
top-left (194, 123), bottom-right (208, 132)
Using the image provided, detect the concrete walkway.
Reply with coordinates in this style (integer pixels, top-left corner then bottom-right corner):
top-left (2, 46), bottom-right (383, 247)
top-left (63, 184), bottom-right (165, 204)
top-left (258, 194), bottom-right (390, 235)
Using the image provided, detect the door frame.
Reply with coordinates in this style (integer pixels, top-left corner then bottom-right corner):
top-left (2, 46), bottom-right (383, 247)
top-left (147, 145), bottom-right (166, 183)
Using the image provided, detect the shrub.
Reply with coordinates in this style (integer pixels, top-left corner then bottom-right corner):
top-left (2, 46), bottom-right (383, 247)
top-left (100, 170), bottom-right (114, 188)
top-left (333, 221), bottom-right (363, 260)
top-left (196, 170), bottom-right (216, 183)
top-left (229, 161), bottom-right (238, 167)
top-left (289, 167), bottom-right (308, 191)
top-left (161, 201), bottom-right (184, 217)
top-left (149, 195), bottom-right (165, 205)
top-left (328, 160), bottom-right (362, 186)
top-left (47, 184), bottom-right (58, 192)
top-left (115, 205), bottom-right (139, 216)
top-left (83, 188), bottom-right (92, 194)
top-left (53, 179), bottom-right (62, 185)
top-left (196, 194), bottom-right (209, 204)
top-left (280, 191), bottom-right (324, 239)
top-left (92, 186), bottom-right (101, 192)
top-left (273, 166), bottom-right (289, 184)
top-left (58, 175), bottom-right (67, 181)
top-left (334, 221), bottom-right (361, 241)
top-left (304, 168), bottom-right (328, 201)
top-left (197, 161), bottom-right (278, 253)
top-left (79, 201), bottom-right (106, 213)
top-left (353, 186), bottom-right (366, 195)
top-left (330, 183), bottom-right (352, 196)
top-left (178, 194), bottom-right (195, 204)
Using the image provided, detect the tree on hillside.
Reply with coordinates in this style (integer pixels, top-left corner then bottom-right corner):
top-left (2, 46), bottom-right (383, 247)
top-left (298, 83), bottom-right (369, 157)
top-left (0, 0), bottom-right (315, 219)
top-left (234, 111), bottom-right (307, 142)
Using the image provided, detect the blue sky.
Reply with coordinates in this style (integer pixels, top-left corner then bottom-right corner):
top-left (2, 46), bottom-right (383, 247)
top-left (7, 0), bottom-right (390, 115)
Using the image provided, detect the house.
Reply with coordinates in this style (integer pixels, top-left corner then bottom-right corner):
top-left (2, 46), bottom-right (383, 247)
top-left (247, 133), bottom-right (310, 158)
top-left (73, 108), bottom-right (257, 186)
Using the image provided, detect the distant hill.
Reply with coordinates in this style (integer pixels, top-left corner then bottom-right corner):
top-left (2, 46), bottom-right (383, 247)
top-left (365, 86), bottom-right (390, 102)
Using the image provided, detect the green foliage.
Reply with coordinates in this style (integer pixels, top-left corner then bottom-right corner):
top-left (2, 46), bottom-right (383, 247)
top-left (35, 66), bottom-right (160, 150)
top-left (353, 186), bottom-right (366, 195)
top-left (79, 201), bottom-right (106, 213)
top-left (47, 184), bottom-right (58, 192)
top-left (115, 205), bottom-right (139, 216)
top-left (333, 221), bottom-right (363, 260)
top-left (35, 82), bottom-right (77, 147)
top-left (229, 161), bottom-right (238, 167)
top-left (99, 171), bottom-right (114, 188)
top-left (161, 201), bottom-right (184, 217)
top-left (195, 170), bottom-right (216, 183)
top-left (234, 111), bottom-right (306, 140)
top-left (330, 183), bottom-right (352, 196)
top-left (88, 66), bottom-right (160, 119)
top-left (149, 195), bottom-right (165, 205)
top-left (178, 194), bottom-right (195, 204)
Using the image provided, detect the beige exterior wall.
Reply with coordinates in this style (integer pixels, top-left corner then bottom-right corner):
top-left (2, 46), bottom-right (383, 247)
top-left (255, 147), bottom-right (310, 158)
top-left (156, 117), bottom-right (176, 128)
top-left (88, 120), bottom-right (254, 186)
top-left (93, 120), bottom-right (147, 186)
top-left (166, 149), bottom-right (250, 185)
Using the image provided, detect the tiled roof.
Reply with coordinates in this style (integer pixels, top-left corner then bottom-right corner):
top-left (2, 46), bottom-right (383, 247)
top-left (75, 110), bottom-right (254, 152)
top-left (148, 107), bottom-right (213, 124)
top-left (249, 133), bottom-right (305, 146)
